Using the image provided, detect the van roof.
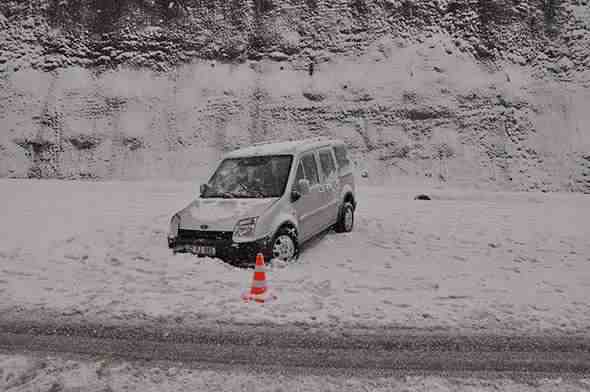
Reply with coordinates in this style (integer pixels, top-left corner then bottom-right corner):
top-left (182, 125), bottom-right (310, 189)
top-left (224, 138), bottom-right (344, 158)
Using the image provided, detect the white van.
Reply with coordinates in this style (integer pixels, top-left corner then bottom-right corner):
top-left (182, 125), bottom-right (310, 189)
top-left (168, 137), bottom-right (356, 264)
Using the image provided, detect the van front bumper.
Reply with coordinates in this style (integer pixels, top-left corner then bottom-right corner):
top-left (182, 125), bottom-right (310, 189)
top-left (168, 230), bottom-right (272, 264)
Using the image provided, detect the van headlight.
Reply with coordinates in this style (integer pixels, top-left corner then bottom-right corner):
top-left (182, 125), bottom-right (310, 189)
top-left (169, 214), bottom-right (180, 240)
top-left (233, 217), bottom-right (257, 240)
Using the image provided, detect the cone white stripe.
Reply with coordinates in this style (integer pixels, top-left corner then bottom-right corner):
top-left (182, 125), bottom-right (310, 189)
top-left (252, 280), bottom-right (267, 288)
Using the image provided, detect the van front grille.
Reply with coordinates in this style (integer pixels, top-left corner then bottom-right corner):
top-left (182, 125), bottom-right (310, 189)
top-left (177, 229), bottom-right (233, 242)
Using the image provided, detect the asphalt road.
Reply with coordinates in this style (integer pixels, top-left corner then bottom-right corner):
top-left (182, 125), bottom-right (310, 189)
top-left (1, 319), bottom-right (589, 376)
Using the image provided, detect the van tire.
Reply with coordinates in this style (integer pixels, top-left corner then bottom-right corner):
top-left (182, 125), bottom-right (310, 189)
top-left (270, 226), bottom-right (299, 263)
top-left (334, 202), bottom-right (354, 233)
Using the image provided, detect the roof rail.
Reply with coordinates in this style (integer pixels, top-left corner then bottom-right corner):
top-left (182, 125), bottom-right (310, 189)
top-left (251, 139), bottom-right (283, 147)
top-left (250, 136), bottom-right (330, 147)
top-left (298, 136), bottom-right (332, 143)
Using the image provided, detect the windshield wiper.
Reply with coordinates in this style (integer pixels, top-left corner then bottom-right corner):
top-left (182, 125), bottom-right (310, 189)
top-left (237, 182), bottom-right (266, 198)
top-left (203, 192), bottom-right (232, 198)
top-left (203, 191), bottom-right (254, 199)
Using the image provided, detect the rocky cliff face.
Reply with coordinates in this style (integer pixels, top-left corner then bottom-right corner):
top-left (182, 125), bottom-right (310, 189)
top-left (0, 0), bottom-right (589, 191)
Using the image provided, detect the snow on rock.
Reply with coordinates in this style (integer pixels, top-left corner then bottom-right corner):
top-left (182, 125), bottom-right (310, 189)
top-left (1, 37), bottom-right (590, 192)
top-left (0, 0), bottom-right (589, 193)
top-left (1, 179), bottom-right (590, 334)
top-left (557, 57), bottom-right (574, 71)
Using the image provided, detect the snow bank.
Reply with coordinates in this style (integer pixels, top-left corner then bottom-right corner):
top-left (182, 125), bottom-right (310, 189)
top-left (1, 179), bottom-right (589, 334)
top-left (2, 353), bottom-right (589, 392)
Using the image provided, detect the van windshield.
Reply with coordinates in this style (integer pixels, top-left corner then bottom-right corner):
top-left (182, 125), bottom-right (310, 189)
top-left (202, 155), bottom-right (293, 199)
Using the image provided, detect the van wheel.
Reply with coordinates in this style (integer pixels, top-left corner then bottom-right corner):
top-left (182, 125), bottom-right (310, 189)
top-left (334, 202), bottom-right (354, 233)
top-left (270, 227), bottom-right (299, 263)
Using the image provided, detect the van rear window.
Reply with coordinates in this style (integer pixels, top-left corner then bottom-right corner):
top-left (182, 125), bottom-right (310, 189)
top-left (334, 145), bottom-right (350, 168)
top-left (319, 150), bottom-right (336, 178)
top-left (301, 154), bottom-right (319, 185)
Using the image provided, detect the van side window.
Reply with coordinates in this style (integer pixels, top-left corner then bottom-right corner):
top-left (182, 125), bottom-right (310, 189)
top-left (301, 154), bottom-right (319, 185)
top-left (294, 163), bottom-right (305, 191)
top-left (319, 149), bottom-right (336, 178)
top-left (334, 145), bottom-right (350, 168)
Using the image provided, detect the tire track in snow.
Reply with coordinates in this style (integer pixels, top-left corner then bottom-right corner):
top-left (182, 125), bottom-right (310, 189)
top-left (0, 322), bottom-right (589, 375)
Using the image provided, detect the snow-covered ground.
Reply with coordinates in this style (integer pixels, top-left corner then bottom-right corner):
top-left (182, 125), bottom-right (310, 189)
top-left (1, 178), bottom-right (590, 334)
top-left (1, 353), bottom-right (589, 392)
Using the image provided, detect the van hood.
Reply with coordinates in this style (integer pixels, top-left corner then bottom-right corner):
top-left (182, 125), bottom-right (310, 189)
top-left (177, 198), bottom-right (278, 231)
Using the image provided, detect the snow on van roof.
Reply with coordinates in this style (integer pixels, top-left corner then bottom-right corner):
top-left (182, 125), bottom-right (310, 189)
top-left (224, 138), bottom-right (343, 158)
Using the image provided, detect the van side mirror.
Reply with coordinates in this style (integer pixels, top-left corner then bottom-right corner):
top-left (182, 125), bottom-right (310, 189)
top-left (291, 190), bottom-right (301, 202)
top-left (199, 183), bottom-right (209, 196)
top-left (297, 179), bottom-right (310, 195)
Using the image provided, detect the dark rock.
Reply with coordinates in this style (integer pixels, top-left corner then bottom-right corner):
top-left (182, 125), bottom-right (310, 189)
top-left (302, 91), bottom-right (325, 102)
top-left (414, 194), bottom-right (431, 200)
top-left (123, 137), bottom-right (143, 151)
top-left (473, 43), bottom-right (493, 59)
top-left (121, 40), bottom-right (138, 49)
top-left (268, 51), bottom-right (289, 61)
top-left (68, 135), bottom-right (102, 150)
top-left (545, 62), bottom-right (558, 73)
top-left (381, 145), bottom-right (410, 160)
top-left (47, 381), bottom-right (63, 392)
top-left (14, 138), bottom-right (54, 152)
top-left (115, 52), bottom-right (135, 61)
top-left (97, 55), bottom-right (111, 64)
top-left (22, 18), bottom-right (35, 29)
top-left (557, 57), bottom-right (574, 71)
top-left (42, 61), bottom-right (59, 71)
top-left (149, 50), bottom-right (166, 60)
top-left (248, 51), bottom-right (264, 60)
top-left (403, 107), bottom-right (451, 120)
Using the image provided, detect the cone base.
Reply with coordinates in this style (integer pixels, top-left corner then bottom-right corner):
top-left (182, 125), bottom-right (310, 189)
top-left (241, 290), bottom-right (277, 303)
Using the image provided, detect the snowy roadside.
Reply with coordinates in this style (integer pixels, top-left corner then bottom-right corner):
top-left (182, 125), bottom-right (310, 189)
top-left (1, 179), bottom-right (589, 335)
top-left (1, 353), bottom-right (589, 392)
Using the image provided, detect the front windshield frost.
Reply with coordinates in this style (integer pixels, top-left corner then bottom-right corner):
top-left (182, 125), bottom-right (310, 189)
top-left (203, 155), bottom-right (293, 198)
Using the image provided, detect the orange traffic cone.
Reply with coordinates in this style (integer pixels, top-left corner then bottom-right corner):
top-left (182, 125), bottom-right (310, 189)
top-left (241, 253), bottom-right (277, 303)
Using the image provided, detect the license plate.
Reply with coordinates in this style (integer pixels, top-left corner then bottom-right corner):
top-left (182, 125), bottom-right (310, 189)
top-left (192, 246), bottom-right (216, 256)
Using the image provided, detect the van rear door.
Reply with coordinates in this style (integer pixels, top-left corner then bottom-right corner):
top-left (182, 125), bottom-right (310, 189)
top-left (292, 154), bottom-right (325, 241)
top-left (317, 147), bottom-right (340, 227)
